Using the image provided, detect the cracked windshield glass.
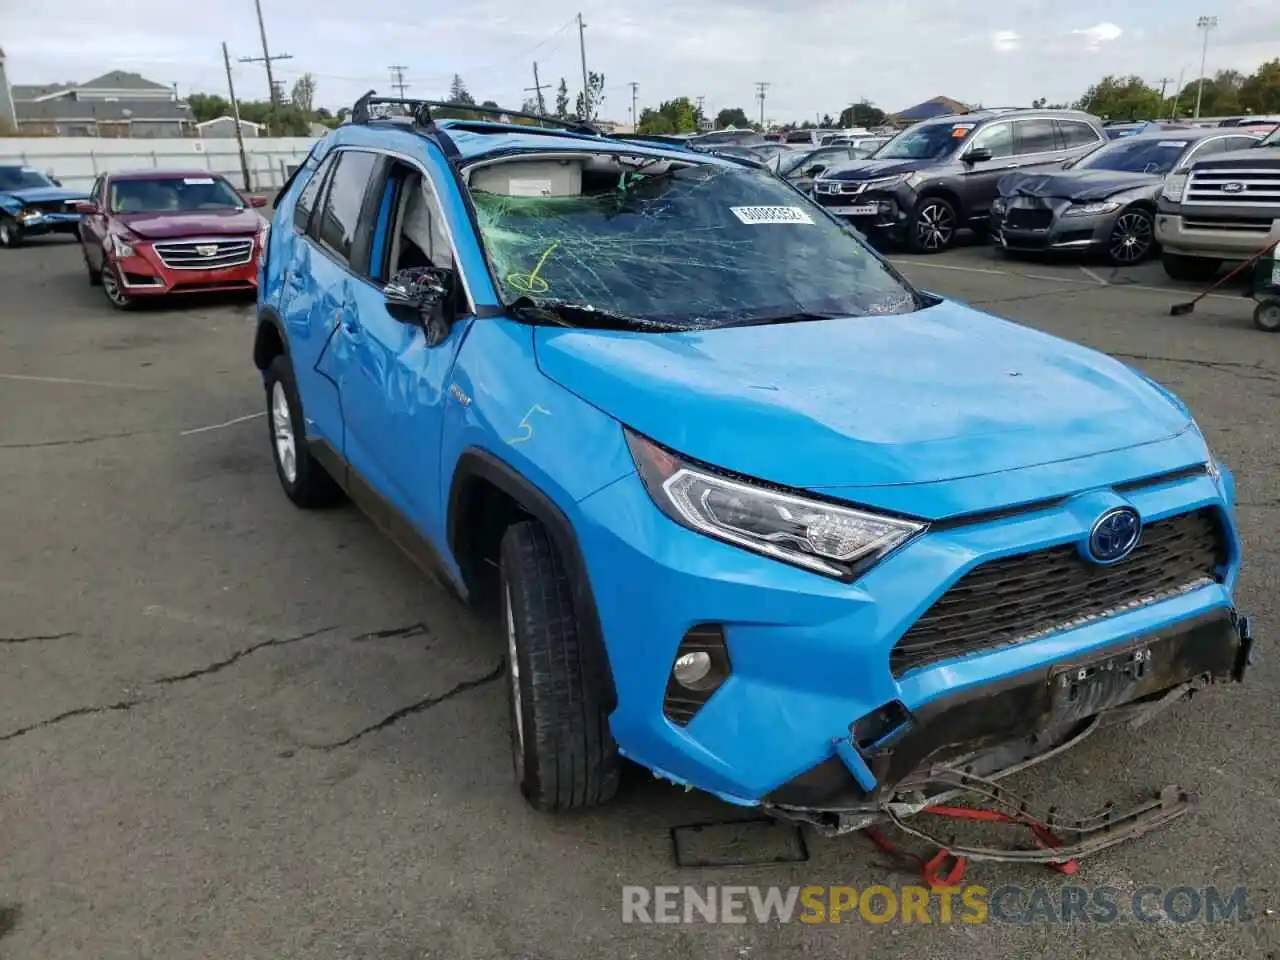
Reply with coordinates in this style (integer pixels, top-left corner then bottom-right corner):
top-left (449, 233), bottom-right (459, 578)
top-left (471, 160), bottom-right (923, 329)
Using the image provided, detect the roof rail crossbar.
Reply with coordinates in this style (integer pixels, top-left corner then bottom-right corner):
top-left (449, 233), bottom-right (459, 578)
top-left (351, 90), bottom-right (598, 137)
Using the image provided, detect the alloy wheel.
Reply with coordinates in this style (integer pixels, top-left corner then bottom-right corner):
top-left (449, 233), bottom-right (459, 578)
top-left (1108, 211), bottom-right (1153, 264)
top-left (101, 265), bottom-right (131, 307)
top-left (271, 381), bottom-right (297, 483)
top-left (916, 202), bottom-right (954, 251)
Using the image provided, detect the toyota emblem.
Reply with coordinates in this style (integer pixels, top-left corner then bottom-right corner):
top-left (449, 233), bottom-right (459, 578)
top-left (1086, 507), bottom-right (1143, 565)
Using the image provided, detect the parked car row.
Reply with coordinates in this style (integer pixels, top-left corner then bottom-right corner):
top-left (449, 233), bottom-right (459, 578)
top-left (0, 164), bottom-right (269, 309)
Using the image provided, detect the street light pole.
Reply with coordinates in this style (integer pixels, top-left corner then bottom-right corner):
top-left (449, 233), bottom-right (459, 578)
top-left (1193, 15), bottom-right (1218, 120)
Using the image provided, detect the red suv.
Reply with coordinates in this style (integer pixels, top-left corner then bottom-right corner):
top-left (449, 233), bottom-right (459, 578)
top-left (77, 170), bottom-right (269, 309)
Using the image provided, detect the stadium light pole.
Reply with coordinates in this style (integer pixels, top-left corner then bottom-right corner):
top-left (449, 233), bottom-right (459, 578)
top-left (1193, 15), bottom-right (1218, 120)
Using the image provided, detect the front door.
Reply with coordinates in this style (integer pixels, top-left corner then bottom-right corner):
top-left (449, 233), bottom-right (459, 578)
top-left (957, 121), bottom-right (1017, 220)
top-left (331, 151), bottom-right (474, 544)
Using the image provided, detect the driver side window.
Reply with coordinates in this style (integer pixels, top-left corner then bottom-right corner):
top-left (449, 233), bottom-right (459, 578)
top-left (967, 123), bottom-right (1014, 159)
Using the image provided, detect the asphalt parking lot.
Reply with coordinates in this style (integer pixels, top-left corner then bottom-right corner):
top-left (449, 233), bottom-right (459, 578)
top-left (1, 231), bottom-right (1278, 960)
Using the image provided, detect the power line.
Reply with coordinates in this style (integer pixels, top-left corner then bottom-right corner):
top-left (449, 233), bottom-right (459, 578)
top-left (525, 62), bottom-right (549, 116)
top-left (747, 80), bottom-right (768, 128)
top-left (237, 0), bottom-right (292, 134)
top-left (389, 65), bottom-right (409, 98)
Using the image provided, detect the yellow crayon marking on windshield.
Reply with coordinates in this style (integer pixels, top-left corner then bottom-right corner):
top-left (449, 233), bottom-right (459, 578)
top-left (507, 241), bottom-right (560, 294)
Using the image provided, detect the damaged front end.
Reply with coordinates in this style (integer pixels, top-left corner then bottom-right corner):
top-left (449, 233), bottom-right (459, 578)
top-left (765, 609), bottom-right (1255, 859)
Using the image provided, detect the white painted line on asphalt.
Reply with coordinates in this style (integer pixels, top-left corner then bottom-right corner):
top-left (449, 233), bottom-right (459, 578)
top-left (0, 373), bottom-right (155, 391)
top-left (889, 259), bottom-right (1007, 275)
top-left (179, 411), bottom-right (265, 436)
top-left (891, 259), bottom-right (1246, 303)
top-left (1079, 266), bottom-right (1110, 286)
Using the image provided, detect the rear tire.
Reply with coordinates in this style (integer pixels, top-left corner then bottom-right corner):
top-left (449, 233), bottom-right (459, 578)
top-left (1162, 252), bottom-right (1221, 283)
top-left (500, 520), bottom-right (620, 812)
top-left (1254, 301), bottom-right (1280, 333)
top-left (263, 353), bottom-right (345, 509)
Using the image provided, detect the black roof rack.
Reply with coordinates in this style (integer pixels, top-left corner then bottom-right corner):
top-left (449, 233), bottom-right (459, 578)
top-left (350, 91), bottom-right (599, 136)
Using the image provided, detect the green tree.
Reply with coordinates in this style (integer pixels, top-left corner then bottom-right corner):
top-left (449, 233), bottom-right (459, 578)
top-left (1074, 75), bottom-right (1162, 121)
top-left (638, 97), bottom-right (699, 134)
top-left (1171, 69), bottom-right (1246, 117)
top-left (838, 99), bottom-right (886, 128)
top-left (1240, 59), bottom-right (1280, 113)
top-left (715, 106), bottom-right (751, 129)
top-left (480, 99), bottom-right (501, 110)
top-left (448, 74), bottom-right (475, 106)
top-left (574, 71), bottom-right (605, 120)
top-left (186, 93), bottom-right (231, 123)
top-left (555, 78), bottom-right (570, 118)
top-left (290, 73), bottom-right (316, 116)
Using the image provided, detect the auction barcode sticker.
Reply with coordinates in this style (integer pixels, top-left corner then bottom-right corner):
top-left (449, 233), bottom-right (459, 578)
top-left (730, 206), bottom-right (814, 225)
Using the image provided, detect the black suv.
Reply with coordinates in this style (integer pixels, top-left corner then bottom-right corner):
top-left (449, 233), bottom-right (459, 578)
top-left (811, 109), bottom-right (1107, 252)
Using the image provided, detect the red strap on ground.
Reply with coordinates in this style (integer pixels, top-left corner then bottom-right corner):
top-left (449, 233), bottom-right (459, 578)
top-left (861, 803), bottom-right (1079, 883)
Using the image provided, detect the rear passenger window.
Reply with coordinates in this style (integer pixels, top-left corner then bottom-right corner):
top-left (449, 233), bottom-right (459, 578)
top-left (315, 151), bottom-right (380, 264)
top-left (1015, 119), bottom-right (1059, 154)
top-left (293, 154), bottom-right (334, 233)
top-left (1059, 121), bottom-right (1101, 148)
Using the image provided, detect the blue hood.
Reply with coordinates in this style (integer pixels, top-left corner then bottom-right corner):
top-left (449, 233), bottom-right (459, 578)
top-left (1, 185), bottom-right (88, 205)
top-left (534, 300), bottom-right (1193, 491)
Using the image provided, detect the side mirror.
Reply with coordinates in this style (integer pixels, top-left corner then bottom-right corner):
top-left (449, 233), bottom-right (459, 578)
top-left (249, 195), bottom-right (268, 208)
top-left (805, 164), bottom-right (826, 177)
top-left (74, 201), bottom-right (97, 215)
top-left (384, 266), bottom-right (452, 346)
top-left (964, 148), bottom-right (993, 164)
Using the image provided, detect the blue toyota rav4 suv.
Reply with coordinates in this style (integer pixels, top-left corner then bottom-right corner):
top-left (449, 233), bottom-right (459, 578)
top-left (254, 96), bottom-right (1252, 837)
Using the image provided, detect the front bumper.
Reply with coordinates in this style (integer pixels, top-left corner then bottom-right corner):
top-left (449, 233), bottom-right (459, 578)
top-left (111, 239), bottom-right (260, 296)
top-left (991, 198), bottom-right (1116, 254)
top-left (14, 211), bottom-right (80, 237)
top-left (574, 437), bottom-right (1243, 809)
top-left (1155, 200), bottom-right (1280, 259)
top-left (812, 181), bottom-right (917, 241)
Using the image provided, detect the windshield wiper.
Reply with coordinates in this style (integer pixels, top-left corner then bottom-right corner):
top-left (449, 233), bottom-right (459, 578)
top-left (715, 310), bottom-right (855, 329)
top-left (509, 297), bottom-right (688, 333)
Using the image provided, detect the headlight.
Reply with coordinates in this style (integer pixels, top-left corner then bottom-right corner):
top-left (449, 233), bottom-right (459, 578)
top-left (18, 208), bottom-right (40, 222)
top-left (863, 173), bottom-right (909, 190)
top-left (1161, 174), bottom-right (1187, 203)
top-left (626, 429), bottom-right (927, 580)
top-left (1063, 201), bottom-right (1121, 217)
top-left (109, 233), bottom-right (136, 258)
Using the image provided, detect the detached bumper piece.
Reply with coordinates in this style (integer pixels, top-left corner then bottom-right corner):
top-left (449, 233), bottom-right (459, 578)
top-left (765, 609), bottom-right (1253, 842)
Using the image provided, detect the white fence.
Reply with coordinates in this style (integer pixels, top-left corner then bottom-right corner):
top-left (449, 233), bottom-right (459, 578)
top-left (0, 137), bottom-right (320, 193)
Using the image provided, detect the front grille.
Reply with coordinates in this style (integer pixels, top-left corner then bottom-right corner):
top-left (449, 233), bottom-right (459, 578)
top-left (1182, 216), bottom-right (1274, 233)
top-left (890, 508), bottom-right (1226, 676)
top-left (1185, 166), bottom-right (1280, 208)
top-left (26, 199), bottom-right (79, 216)
top-left (1005, 208), bottom-right (1054, 230)
top-left (152, 238), bottom-right (254, 270)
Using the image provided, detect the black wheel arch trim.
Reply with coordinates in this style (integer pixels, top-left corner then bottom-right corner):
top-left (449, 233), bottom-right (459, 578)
top-left (253, 305), bottom-right (291, 371)
top-left (448, 447), bottom-right (618, 709)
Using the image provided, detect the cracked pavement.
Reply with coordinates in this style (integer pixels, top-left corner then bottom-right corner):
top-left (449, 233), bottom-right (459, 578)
top-left (1, 235), bottom-right (1278, 959)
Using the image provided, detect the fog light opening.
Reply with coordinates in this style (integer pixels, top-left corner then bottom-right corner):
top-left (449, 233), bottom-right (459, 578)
top-left (663, 624), bottom-right (732, 726)
top-left (673, 651), bottom-right (713, 688)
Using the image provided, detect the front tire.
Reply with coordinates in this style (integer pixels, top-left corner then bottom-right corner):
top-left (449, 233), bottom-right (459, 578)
top-left (500, 520), bottom-right (620, 812)
top-left (83, 247), bottom-right (102, 286)
top-left (1254, 301), bottom-right (1280, 333)
top-left (101, 262), bottom-right (134, 310)
top-left (907, 197), bottom-right (958, 254)
top-left (1162, 252), bottom-right (1221, 283)
top-left (0, 216), bottom-right (23, 249)
top-left (263, 354), bottom-right (344, 508)
top-left (1105, 207), bottom-right (1155, 265)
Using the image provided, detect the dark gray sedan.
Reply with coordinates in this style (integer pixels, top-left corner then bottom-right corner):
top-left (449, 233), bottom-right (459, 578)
top-left (991, 128), bottom-right (1261, 264)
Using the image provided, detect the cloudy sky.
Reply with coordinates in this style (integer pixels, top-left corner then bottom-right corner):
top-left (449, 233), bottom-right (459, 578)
top-left (3, 0), bottom-right (1279, 123)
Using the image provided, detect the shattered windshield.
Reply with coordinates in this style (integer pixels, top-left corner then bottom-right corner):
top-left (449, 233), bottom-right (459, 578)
top-left (470, 160), bottom-right (925, 330)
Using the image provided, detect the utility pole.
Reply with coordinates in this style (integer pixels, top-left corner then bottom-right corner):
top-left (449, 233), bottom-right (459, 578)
top-left (1171, 65), bottom-right (1187, 117)
top-left (629, 82), bottom-right (639, 126)
top-left (524, 62), bottom-right (549, 117)
top-left (755, 81), bottom-right (769, 129)
top-left (1194, 15), bottom-right (1218, 120)
top-left (238, 0), bottom-right (292, 135)
top-left (696, 95), bottom-right (705, 128)
top-left (388, 65), bottom-right (409, 99)
top-left (577, 13), bottom-right (591, 120)
top-left (222, 42), bottom-right (252, 191)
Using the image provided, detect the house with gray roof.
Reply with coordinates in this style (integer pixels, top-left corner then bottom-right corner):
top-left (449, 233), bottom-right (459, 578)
top-left (0, 58), bottom-right (195, 137)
